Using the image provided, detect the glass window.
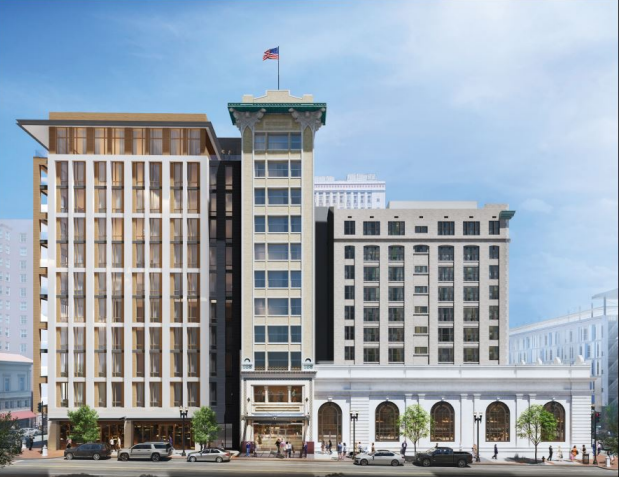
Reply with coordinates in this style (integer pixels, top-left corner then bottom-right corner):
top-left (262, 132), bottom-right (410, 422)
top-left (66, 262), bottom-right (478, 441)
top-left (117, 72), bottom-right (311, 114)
top-left (438, 347), bottom-right (454, 363)
top-left (254, 298), bottom-right (266, 315)
top-left (388, 287), bottom-right (404, 301)
top-left (254, 243), bottom-right (266, 260)
top-left (438, 287), bottom-right (454, 302)
top-left (290, 188), bottom-right (301, 205)
top-left (267, 298), bottom-right (288, 315)
top-left (388, 308), bottom-right (403, 322)
top-left (267, 352), bottom-right (288, 370)
top-left (438, 221), bottom-right (455, 235)
top-left (344, 246), bottom-right (355, 259)
top-left (291, 326), bottom-right (301, 343)
top-left (268, 326), bottom-right (288, 343)
top-left (290, 271), bottom-right (302, 288)
top-left (268, 271), bottom-right (288, 288)
top-left (268, 216), bottom-right (288, 233)
top-left (290, 216), bottom-right (301, 233)
top-left (388, 221), bottom-right (405, 236)
top-left (375, 402), bottom-right (400, 441)
top-left (290, 133), bottom-right (301, 150)
top-left (255, 161), bottom-right (265, 177)
top-left (489, 265), bottom-right (499, 279)
top-left (344, 221), bottom-right (355, 235)
top-left (290, 298), bottom-right (301, 315)
top-left (463, 308), bottom-right (479, 322)
top-left (267, 133), bottom-right (289, 150)
top-left (438, 328), bottom-right (454, 342)
top-left (268, 162), bottom-right (288, 178)
top-left (254, 271), bottom-right (265, 288)
top-left (150, 129), bottom-right (163, 155)
top-left (363, 221), bottom-right (380, 236)
top-left (363, 348), bottom-right (379, 363)
top-left (463, 267), bottom-right (479, 282)
top-left (290, 243), bottom-right (302, 260)
top-left (415, 226), bottom-right (428, 233)
top-left (489, 245), bottom-right (500, 259)
top-left (364, 246), bottom-right (380, 261)
top-left (431, 402), bottom-right (455, 441)
top-left (489, 285), bottom-right (500, 300)
top-left (489, 221), bottom-right (501, 235)
top-left (254, 188), bottom-right (265, 205)
top-left (345, 305), bottom-right (355, 320)
top-left (254, 133), bottom-right (266, 150)
top-left (254, 216), bottom-right (265, 233)
top-left (463, 286), bottom-right (479, 302)
top-left (464, 246), bottom-right (479, 261)
top-left (438, 246), bottom-right (454, 261)
top-left (486, 402), bottom-right (510, 442)
top-left (463, 328), bottom-right (479, 342)
top-left (290, 161), bottom-right (301, 177)
top-left (268, 189), bottom-right (288, 205)
top-left (463, 221), bottom-right (480, 235)
top-left (364, 266), bottom-right (379, 282)
top-left (363, 307), bottom-right (379, 322)
top-left (463, 348), bottom-right (479, 362)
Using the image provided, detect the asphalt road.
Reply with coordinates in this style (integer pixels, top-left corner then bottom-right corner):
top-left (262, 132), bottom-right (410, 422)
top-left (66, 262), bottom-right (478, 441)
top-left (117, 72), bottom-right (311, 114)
top-left (1, 458), bottom-right (611, 477)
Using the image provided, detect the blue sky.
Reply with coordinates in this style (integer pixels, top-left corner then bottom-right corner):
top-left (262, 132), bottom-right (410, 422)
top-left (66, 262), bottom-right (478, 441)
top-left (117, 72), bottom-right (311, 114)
top-left (0, 0), bottom-right (617, 327)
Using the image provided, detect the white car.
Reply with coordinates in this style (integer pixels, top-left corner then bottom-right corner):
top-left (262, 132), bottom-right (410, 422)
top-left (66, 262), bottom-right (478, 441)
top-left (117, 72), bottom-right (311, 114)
top-left (354, 450), bottom-right (405, 466)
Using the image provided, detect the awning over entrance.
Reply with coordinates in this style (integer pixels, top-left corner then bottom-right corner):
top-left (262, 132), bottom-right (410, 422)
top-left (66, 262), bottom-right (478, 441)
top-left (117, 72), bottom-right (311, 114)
top-left (1, 410), bottom-right (36, 420)
top-left (247, 413), bottom-right (309, 422)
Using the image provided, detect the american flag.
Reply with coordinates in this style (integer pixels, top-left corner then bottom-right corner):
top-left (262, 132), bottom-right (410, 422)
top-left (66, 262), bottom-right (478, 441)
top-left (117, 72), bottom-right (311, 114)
top-left (263, 47), bottom-right (279, 60)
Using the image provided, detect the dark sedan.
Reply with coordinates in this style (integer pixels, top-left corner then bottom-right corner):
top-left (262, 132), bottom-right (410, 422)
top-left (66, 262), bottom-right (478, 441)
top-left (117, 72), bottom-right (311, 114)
top-left (64, 443), bottom-right (112, 460)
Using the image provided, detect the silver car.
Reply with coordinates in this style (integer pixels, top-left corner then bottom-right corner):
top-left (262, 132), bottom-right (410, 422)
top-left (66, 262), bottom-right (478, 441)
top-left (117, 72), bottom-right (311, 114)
top-left (187, 448), bottom-right (231, 463)
top-left (117, 442), bottom-right (173, 462)
top-left (354, 450), bottom-right (405, 466)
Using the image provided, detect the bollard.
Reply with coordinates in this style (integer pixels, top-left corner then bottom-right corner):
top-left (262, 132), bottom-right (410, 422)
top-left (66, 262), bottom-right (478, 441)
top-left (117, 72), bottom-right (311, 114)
top-left (42, 445), bottom-right (48, 457)
top-left (606, 455), bottom-right (610, 468)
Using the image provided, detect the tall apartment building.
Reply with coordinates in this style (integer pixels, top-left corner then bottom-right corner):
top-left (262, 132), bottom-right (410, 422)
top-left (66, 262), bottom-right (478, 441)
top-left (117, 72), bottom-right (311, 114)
top-left (0, 220), bottom-right (33, 358)
top-left (314, 174), bottom-right (386, 209)
top-left (327, 201), bottom-right (513, 366)
top-left (18, 112), bottom-right (242, 450)
top-left (230, 91), bottom-right (325, 452)
top-left (509, 289), bottom-right (618, 410)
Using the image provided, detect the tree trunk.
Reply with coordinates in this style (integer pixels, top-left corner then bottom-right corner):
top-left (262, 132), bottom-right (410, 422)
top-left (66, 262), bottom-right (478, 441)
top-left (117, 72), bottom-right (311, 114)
top-left (535, 444), bottom-right (538, 463)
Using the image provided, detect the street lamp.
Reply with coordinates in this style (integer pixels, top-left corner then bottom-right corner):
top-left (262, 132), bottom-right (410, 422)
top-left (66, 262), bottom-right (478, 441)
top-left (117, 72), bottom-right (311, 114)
top-left (350, 411), bottom-right (359, 456)
top-left (473, 412), bottom-right (482, 463)
top-left (179, 407), bottom-right (188, 457)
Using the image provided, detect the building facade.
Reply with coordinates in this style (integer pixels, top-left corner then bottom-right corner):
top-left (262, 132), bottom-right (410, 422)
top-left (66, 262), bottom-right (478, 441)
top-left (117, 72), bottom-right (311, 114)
top-left (330, 201), bottom-right (513, 366)
top-left (0, 220), bottom-right (33, 358)
top-left (229, 91), bottom-right (325, 453)
top-left (314, 174), bottom-right (386, 209)
top-left (0, 352), bottom-right (35, 427)
top-left (509, 289), bottom-right (618, 410)
top-left (19, 113), bottom-right (232, 450)
top-left (19, 92), bottom-right (594, 458)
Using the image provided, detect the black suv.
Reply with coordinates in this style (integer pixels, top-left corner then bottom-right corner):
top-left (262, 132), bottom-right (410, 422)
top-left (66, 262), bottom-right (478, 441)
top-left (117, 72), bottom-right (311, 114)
top-left (65, 443), bottom-right (112, 460)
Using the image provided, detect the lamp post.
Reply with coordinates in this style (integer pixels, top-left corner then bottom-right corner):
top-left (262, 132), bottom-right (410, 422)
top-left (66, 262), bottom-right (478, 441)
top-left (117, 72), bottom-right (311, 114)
top-left (179, 407), bottom-right (188, 457)
top-left (350, 411), bottom-right (359, 457)
top-left (473, 412), bottom-right (482, 463)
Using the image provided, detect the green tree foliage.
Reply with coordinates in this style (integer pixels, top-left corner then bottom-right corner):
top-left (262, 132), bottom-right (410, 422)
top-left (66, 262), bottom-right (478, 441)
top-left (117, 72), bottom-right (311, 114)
top-left (0, 412), bottom-right (24, 468)
top-left (397, 404), bottom-right (431, 456)
top-left (602, 403), bottom-right (617, 456)
top-left (67, 405), bottom-right (100, 444)
top-left (191, 407), bottom-right (220, 448)
top-left (516, 405), bottom-right (557, 463)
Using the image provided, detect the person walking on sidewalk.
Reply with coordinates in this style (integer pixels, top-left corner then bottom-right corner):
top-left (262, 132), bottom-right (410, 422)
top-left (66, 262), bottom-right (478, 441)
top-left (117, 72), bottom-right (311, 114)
top-left (570, 445), bottom-right (578, 461)
top-left (548, 445), bottom-right (553, 461)
top-left (246, 441), bottom-right (251, 457)
top-left (401, 440), bottom-right (407, 456)
top-left (492, 444), bottom-right (498, 459)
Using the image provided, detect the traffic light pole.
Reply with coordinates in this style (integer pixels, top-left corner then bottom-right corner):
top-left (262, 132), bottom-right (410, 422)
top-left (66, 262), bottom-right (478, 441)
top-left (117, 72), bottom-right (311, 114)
top-left (593, 411), bottom-right (599, 465)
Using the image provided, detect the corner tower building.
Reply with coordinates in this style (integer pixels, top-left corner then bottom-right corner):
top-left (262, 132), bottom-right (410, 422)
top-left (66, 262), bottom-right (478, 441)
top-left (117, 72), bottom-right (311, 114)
top-left (228, 91), bottom-right (326, 451)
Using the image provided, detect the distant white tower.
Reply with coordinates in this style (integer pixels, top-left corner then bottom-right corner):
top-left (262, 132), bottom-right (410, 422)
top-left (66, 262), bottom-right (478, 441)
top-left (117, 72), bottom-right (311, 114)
top-left (314, 174), bottom-right (386, 209)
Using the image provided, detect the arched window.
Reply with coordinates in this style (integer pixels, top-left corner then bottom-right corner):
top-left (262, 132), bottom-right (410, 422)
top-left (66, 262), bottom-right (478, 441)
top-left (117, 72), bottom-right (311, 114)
top-left (375, 402), bottom-right (399, 441)
top-left (486, 402), bottom-right (510, 442)
top-left (438, 246), bottom-right (454, 261)
top-left (318, 403), bottom-right (342, 443)
top-left (413, 245), bottom-right (429, 253)
top-left (543, 402), bottom-right (565, 441)
top-left (463, 246), bottom-right (479, 261)
top-left (431, 402), bottom-right (455, 441)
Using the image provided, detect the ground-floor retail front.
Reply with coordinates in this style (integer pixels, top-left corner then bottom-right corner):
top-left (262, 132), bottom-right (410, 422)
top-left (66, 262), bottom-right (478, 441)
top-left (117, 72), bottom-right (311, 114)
top-left (310, 363), bottom-right (594, 459)
top-left (48, 419), bottom-right (195, 451)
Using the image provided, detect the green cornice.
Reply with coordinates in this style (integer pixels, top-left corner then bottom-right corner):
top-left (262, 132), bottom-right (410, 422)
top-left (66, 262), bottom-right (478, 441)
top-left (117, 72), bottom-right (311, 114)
top-left (228, 103), bottom-right (327, 125)
top-left (499, 210), bottom-right (516, 220)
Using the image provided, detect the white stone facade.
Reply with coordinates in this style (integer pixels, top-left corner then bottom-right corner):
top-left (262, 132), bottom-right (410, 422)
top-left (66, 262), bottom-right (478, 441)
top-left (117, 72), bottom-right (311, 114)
top-left (314, 174), bottom-right (386, 209)
top-left (332, 202), bottom-right (512, 366)
top-left (311, 363), bottom-right (593, 459)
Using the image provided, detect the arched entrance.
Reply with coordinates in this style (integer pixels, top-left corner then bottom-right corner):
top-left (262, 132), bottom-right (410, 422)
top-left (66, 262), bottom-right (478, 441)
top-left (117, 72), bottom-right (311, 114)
top-left (318, 402), bottom-right (342, 444)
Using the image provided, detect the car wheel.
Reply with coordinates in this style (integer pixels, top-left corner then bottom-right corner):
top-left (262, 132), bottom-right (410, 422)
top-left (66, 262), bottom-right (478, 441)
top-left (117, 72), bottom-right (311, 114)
top-left (422, 458), bottom-right (431, 467)
top-left (151, 453), bottom-right (160, 462)
top-left (457, 459), bottom-right (467, 468)
top-left (120, 453), bottom-right (129, 462)
top-left (216, 457), bottom-right (223, 463)
top-left (360, 459), bottom-right (368, 466)
top-left (92, 453), bottom-right (101, 461)
top-left (189, 456), bottom-right (197, 462)
top-left (66, 453), bottom-right (74, 460)
top-left (391, 459), bottom-right (400, 466)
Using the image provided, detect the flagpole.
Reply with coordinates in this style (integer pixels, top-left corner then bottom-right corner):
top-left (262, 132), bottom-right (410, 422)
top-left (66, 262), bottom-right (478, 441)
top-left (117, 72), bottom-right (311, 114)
top-left (278, 46), bottom-right (280, 90)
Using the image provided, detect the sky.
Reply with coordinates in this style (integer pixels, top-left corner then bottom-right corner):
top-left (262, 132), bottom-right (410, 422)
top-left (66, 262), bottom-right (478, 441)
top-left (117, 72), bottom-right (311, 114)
top-left (0, 0), bottom-right (617, 327)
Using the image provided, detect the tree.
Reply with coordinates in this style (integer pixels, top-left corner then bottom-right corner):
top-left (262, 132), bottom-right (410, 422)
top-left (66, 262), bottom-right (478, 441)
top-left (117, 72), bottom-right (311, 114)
top-left (67, 405), bottom-right (100, 444)
top-left (191, 406), bottom-right (220, 449)
top-left (397, 404), bottom-right (431, 456)
top-left (0, 412), bottom-right (24, 468)
top-left (516, 405), bottom-right (557, 463)
top-left (602, 403), bottom-right (617, 456)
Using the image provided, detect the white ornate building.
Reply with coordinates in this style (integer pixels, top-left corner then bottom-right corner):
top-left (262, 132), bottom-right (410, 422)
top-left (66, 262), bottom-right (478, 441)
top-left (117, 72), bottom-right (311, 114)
top-left (314, 174), bottom-right (386, 209)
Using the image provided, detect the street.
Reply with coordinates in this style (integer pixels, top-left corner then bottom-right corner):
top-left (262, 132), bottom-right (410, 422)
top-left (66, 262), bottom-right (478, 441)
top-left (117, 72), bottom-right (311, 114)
top-left (1, 458), bottom-right (611, 477)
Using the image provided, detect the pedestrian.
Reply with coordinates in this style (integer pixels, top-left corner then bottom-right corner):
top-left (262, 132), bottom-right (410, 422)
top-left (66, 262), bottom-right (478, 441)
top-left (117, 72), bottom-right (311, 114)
top-left (401, 440), bottom-right (407, 456)
top-left (371, 442), bottom-right (375, 454)
top-left (570, 445), bottom-right (578, 461)
top-left (328, 439), bottom-right (332, 455)
top-left (117, 436), bottom-right (121, 450)
top-left (337, 441), bottom-right (342, 459)
top-left (358, 441), bottom-right (363, 454)
top-left (343, 443), bottom-right (347, 458)
top-left (276, 438), bottom-right (281, 455)
top-left (28, 436), bottom-right (33, 451)
top-left (169, 435), bottom-right (173, 449)
top-left (582, 444), bottom-right (587, 458)
top-left (246, 441), bottom-right (251, 457)
top-left (221, 440), bottom-right (225, 450)
top-left (557, 445), bottom-right (563, 460)
top-left (493, 444), bottom-right (498, 459)
top-left (303, 441), bottom-right (308, 458)
top-left (281, 440), bottom-right (286, 457)
top-left (548, 445), bottom-right (553, 461)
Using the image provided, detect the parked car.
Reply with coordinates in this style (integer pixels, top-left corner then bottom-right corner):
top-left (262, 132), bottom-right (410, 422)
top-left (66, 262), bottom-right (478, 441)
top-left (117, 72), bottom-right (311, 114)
top-left (117, 442), bottom-right (174, 462)
top-left (20, 428), bottom-right (41, 437)
top-left (187, 448), bottom-right (231, 463)
top-left (354, 450), bottom-right (405, 466)
top-left (415, 447), bottom-right (473, 468)
top-left (64, 443), bottom-right (112, 460)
